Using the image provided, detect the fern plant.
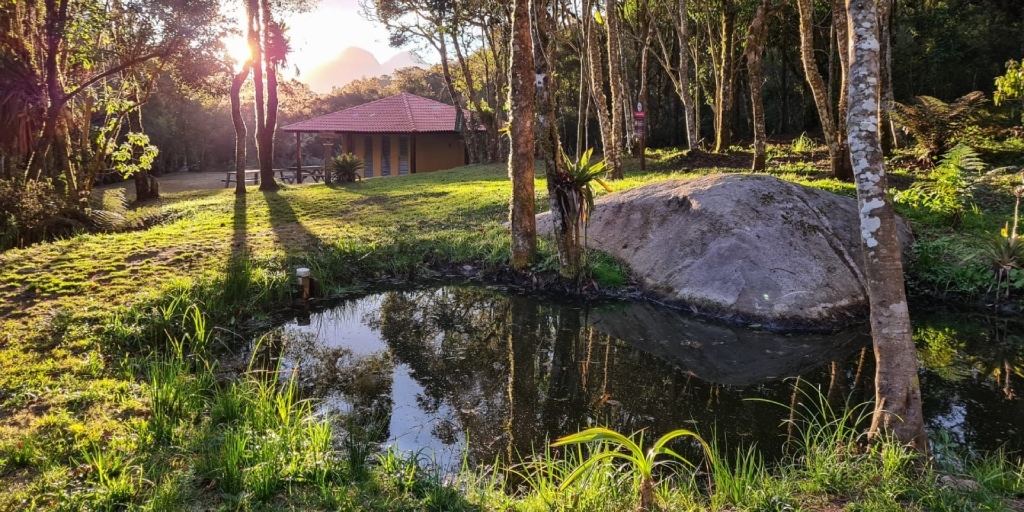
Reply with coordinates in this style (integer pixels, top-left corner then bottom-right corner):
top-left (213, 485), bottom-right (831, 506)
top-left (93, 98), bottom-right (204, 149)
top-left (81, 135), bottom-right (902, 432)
top-left (890, 91), bottom-right (987, 162)
top-left (894, 143), bottom-right (988, 226)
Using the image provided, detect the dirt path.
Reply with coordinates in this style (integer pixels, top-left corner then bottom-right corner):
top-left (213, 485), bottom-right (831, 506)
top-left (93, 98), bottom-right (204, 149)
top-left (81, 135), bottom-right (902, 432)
top-left (98, 171), bottom-right (237, 200)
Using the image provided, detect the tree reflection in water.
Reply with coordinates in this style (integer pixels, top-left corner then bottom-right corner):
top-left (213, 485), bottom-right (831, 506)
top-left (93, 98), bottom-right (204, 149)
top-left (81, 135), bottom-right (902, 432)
top-left (274, 287), bottom-right (1024, 470)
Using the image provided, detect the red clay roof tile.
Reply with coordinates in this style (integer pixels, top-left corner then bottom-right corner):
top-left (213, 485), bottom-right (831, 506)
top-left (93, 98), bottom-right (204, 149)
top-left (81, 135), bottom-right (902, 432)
top-left (281, 93), bottom-right (465, 133)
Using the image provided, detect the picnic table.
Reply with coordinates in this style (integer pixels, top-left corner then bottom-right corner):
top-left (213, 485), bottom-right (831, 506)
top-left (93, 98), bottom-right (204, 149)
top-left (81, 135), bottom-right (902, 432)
top-left (276, 166), bottom-right (325, 184)
top-left (223, 169), bottom-right (260, 187)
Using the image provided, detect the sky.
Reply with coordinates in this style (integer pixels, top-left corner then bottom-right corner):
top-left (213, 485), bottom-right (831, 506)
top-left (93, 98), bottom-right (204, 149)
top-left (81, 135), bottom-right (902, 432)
top-left (283, 0), bottom-right (401, 76)
top-left (223, 0), bottom-right (429, 82)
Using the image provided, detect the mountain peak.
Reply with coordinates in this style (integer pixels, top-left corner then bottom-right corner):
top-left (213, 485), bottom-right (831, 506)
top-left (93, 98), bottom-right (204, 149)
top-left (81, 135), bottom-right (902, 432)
top-left (301, 47), bottom-right (427, 94)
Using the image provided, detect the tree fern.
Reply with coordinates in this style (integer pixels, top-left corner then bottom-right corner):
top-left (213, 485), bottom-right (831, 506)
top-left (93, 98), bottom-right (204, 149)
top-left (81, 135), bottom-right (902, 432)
top-left (891, 91), bottom-right (987, 162)
top-left (894, 143), bottom-right (988, 226)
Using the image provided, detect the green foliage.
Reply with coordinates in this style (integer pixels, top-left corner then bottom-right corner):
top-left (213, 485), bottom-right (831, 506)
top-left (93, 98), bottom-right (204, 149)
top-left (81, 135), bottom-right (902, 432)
top-left (891, 92), bottom-right (988, 161)
top-left (979, 182), bottom-right (1024, 296)
top-left (550, 426), bottom-right (708, 510)
top-left (330, 152), bottom-right (365, 182)
top-left (0, 178), bottom-right (81, 250)
top-left (109, 132), bottom-right (159, 178)
top-left (790, 132), bottom-right (817, 154)
top-left (894, 143), bottom-right (988, 226)
top-left (980, 228), bottom-right (1024, 297)
top-left (557, 148), bottom-right (610, 223)
top-left (550, 148), bottom-right (612, 277)
top-left (707, 441), bottom-right (770, 510)
top-left (995, 59), bottom-right (1024, 110)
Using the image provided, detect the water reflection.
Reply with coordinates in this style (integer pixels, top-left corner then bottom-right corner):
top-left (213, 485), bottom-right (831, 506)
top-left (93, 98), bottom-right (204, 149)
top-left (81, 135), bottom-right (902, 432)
top-left (273, 287), bottom-right (1024, 468)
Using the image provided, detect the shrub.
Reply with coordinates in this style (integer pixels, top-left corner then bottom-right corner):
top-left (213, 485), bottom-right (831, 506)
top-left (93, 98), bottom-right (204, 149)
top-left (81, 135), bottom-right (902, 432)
top-left (330, 153), bottom-right (364, 182)
top-left (980, 181), bottom-right (1024, 297)
top-left (894, 143), bottom-right (988, 226)
top-left (891, 91), bottom-right (988, 163)
top-left (0, 178), bottom-right (80, 250)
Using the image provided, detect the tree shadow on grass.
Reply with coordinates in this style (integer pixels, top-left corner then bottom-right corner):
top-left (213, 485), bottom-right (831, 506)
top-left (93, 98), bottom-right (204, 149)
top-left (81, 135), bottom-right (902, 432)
top-left (261, 189), bottom-right (323, 260)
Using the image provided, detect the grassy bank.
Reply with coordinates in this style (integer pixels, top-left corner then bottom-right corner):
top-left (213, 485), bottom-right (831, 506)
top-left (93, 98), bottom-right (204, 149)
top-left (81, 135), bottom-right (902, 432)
top-left (1, 150), bottom-right (1023, 509)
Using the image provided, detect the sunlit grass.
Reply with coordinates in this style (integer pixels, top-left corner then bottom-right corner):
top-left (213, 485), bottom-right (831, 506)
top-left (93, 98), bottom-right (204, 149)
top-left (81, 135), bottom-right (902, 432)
top-left (1, 150), bottom-right (1022, 509)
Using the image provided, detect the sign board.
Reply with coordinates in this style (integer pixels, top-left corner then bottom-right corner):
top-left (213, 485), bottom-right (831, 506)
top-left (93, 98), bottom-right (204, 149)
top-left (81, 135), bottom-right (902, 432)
top-left (634, 118), bottom-right (646, 138)
top-left (318, 131), bottom-right (335, 140)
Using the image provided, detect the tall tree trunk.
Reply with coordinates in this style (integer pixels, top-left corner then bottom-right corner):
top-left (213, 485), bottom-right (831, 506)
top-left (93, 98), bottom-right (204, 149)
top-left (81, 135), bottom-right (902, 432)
top-left (650, 0), bottom-right (698, 150)
top-left (247, 0), bottom-right (266, 184)
top-left (257, 0), bottom-right (278, 190)
top-left (713, 0), bottom-right (736, 153)
top-left (877, 0), bottom-right (898, 151)
top-left (679, 0), bottom-right (698, 150)
top-left (584, 0), bottom-right (617, 176)
top-left (453, 31), bottom-right (499, 162)
top-left (746, 0), bottom-right (771, 172)
top-left (830, 0), bottom-right (854, 180)
top-left (577, 56), bottom-right (589, 157)
top-left (605, 0), bottom-right (625, 179)
top-left (129, 103), bottom-right (157, 201)
top-left (846, 0), bottom-right (927, 453)
top-left (508, 0), bottom-right (536, 271)
top-left (27, 0), bottom-right (70, 183)
top-left (232, 61), bottom-right (252, 195)
top-left (797, 0), bottom-right (844, 179)
top-left (712, 1), bottom-right (737, 151)
top-left (535, 0), bottom-right (580, 277)
top-left (435, 34), bottom-right (479, 163)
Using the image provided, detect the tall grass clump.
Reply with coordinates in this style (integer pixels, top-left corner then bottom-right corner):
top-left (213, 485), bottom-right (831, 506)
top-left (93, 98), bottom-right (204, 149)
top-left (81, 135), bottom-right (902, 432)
top-left (753, 385), bottom-right (875, 494)
top-left (512, 443), bottom-right (632, 511)
top-left (706, 440), bottom-right (783, 510)
top-left (192, 337), bottom-right (339, 505)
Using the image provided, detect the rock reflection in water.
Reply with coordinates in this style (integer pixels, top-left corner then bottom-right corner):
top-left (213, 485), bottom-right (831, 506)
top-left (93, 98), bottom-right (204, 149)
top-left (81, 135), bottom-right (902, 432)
top-left (273, 287), bottom-right (1024, 469)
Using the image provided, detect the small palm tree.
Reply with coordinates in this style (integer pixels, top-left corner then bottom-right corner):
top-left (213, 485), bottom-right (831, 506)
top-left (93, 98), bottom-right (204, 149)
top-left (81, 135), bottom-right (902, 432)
top-left (331, 153), bottom-right (364, 182)
top-left (551, 427), bottom-right (708, 511)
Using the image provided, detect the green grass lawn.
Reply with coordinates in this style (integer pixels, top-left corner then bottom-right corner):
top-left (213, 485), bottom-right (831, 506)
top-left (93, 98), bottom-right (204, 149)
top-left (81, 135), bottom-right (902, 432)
top-left (1, 151), bottom-right (1022, 510)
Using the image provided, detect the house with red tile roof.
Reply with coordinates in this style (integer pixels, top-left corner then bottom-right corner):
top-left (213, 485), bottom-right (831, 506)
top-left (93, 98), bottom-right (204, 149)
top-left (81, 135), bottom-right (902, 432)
top-left (281, 93), bottom-right (470, 178)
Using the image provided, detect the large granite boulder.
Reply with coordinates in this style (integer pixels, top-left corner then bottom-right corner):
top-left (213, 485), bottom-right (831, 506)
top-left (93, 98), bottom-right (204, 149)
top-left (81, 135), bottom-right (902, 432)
top-left (538, 174), bottom-right (913, 330)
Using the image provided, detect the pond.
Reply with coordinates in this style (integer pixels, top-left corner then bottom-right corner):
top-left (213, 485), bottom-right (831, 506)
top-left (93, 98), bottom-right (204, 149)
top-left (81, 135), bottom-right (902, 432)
top-left (266, 286), bottom-right (1024, 470)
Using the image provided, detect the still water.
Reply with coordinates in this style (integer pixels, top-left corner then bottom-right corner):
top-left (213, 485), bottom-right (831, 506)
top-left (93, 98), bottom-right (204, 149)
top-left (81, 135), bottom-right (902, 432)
top-left (270, 286), bottom-right (1024, 468)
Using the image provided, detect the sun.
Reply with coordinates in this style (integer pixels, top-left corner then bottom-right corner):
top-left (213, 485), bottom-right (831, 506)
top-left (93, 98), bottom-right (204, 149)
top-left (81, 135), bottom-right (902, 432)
top-left (223, 35), bottom-right (251, 68)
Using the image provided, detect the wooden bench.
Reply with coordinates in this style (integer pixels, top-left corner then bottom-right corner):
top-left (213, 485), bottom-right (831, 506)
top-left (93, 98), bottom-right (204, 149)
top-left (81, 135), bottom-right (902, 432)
top-left (223, 170), bottom-right (260, 187)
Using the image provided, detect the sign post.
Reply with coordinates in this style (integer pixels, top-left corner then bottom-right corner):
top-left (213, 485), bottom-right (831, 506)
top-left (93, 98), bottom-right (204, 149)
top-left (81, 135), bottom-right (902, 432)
top-left (319, 132), bottom-right (334, 185)
top-left (633, 102), bottom-right (646, 171)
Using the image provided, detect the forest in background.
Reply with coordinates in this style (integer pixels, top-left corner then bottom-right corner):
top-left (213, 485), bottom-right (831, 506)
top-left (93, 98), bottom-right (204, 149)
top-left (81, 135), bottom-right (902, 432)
top-left (136, 0), bottom-right (1024, 173)
top-left (4, 0), bottom-right (1019, 178)
top-left (1, 0), bottom-right (1024, 242)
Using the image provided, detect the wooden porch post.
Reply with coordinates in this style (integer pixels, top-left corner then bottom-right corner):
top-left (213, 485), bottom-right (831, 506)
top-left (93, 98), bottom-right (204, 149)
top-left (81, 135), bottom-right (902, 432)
top-left (295, 132), bottom-right (302, 184)
top-left (411, 133), bottom-right (417, 174)
top-left (323, 136), bottom-right (333, 186)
